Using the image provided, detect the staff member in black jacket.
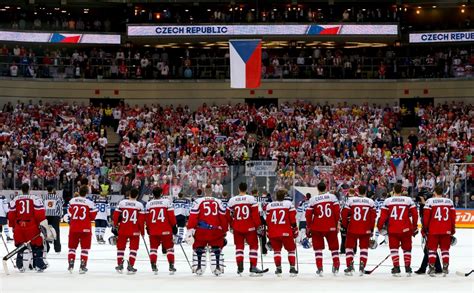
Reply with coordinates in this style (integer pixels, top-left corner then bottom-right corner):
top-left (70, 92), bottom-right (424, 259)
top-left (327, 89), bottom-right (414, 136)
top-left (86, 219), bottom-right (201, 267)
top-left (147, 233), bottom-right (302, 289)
top-left (42, 186), bottom-right (64, 253)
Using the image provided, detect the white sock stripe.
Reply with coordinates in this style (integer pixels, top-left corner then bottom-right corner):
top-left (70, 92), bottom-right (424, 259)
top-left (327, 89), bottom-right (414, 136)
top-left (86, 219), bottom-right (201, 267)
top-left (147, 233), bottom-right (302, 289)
top-left (360, 249), bottom-right (368, 253)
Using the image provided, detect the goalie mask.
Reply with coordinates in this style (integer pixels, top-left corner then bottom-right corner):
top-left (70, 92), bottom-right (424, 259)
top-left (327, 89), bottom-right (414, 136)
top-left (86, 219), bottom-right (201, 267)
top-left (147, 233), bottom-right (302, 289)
top-left (369, 238), bottom-right (378, 249)
top-left (108, 236), bottom-right (118, 246)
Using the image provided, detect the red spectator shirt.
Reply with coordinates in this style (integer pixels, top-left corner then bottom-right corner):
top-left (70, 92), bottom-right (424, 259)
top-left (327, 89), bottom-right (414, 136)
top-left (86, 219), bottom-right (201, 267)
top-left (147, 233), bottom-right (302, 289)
top-left (113, 199), bottom-right (145, 236)
top-left (341, 196), bottom-right (376, 235)
top-left (68, 197), bottom-right (97, 233)
top-left (226, 194), bottom-right (261, 233)
top-left (305, 193), bottom-right (340, 232)
top-left (423, 197), bottom-right (456, 235)
top-left (377, 195), bottom-right (418, 234)
top-left (265, 200), bottom-right (296, 238)
top-left (145, 198), bottom-right (177, 236)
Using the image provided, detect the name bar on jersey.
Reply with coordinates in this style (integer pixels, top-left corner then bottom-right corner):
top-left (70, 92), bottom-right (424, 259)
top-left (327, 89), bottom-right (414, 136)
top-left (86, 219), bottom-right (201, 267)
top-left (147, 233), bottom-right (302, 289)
top-left (127, 24), bottom-right (398, 37)
top-left (409, 30), bottom-right (474, 43)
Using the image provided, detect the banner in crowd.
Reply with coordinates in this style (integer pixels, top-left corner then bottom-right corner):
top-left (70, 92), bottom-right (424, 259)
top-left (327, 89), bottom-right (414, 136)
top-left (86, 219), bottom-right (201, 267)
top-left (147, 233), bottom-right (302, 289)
top-left (127, 24), bottom-right (398, 37)
top-left (86, 194), bottom-right (124, 209)
top-left (245, 161), bottom-right (278, 177)
top-left (230, 39), bottom-right (261, 88)
top-left (0, 30), bottom-right (121, 44)
top-left (0, 190), bottom-right (63, 203)
top-left (455, 209), bottom-right (474, 228)
top-left (409, 30), bottom-right (474, 43)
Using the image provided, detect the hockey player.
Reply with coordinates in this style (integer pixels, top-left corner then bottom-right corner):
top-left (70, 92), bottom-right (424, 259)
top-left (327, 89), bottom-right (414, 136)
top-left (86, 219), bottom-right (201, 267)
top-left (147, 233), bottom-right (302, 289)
top-left (377, 183), bottom-right (418, 277)
top-left (113, 188), bottom-right (145, 274)
top-left (8, 183), bottom-right (54, 272)
top-left (67, 186), bottom-right (98, 274)
top-left (226, 182), bottom-right (265, 276)
top-left (173, 192), bottom-right (191, 244)
top-left (305, 181), bottom-right (341, 276)
top-left (0, 194), bottom-right (9, 240)
top-left (265, 189), bottom-right (298, 277)
top-left (296, 193), bottom-right (311, 247)
top-left (145, 187), bottom-right (178, 274)
top-left (422, 185), bottom-right (456, 276)
top-left (185, 189), bottom-right (228, 276)
top-left (94, 193), bottom-right (111, 244)
top-left (341, 185), bottom-right (377, 276)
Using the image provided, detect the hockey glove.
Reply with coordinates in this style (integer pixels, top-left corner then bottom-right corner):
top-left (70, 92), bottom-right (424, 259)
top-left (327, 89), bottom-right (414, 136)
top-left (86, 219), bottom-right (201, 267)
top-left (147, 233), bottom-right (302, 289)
top-left (412, 228), bottom-right (419, 238)
top-left (185, 229), bottom-right (195, 246)
top-left (292, 225), bottom-right (299, 238)
top-left (256, 226), bottom-right (265, 237)
top-left (306, 230), bottom-right (312, 238)
top-left (111, 226), bottom-right (118, 236)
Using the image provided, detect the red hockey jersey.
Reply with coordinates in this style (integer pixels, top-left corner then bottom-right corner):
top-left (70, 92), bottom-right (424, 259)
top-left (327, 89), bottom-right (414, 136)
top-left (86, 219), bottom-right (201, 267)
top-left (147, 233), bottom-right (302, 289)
top-left (145, 198), bottom-right (177, 236)
top-left (305, 193), bottom-right (340, 232)
top-left (226, 194), bottom-right (261, 233)
top-left (8, 194), bottom-right (46, 229)
top-left (68, 196), bottom-right (97, 233)
top-left (113, 199), bottom-right (145, 236)
top-left (265, 200), bottom-right (296, 238)
top-left (423, 197), bottom-right (456, 235)
top-left (187, 197), bottom-right (228, 232)
top-left (341, 196), bottom-right (376, 235)
top-left (377, 195), bottom-right (418, 234)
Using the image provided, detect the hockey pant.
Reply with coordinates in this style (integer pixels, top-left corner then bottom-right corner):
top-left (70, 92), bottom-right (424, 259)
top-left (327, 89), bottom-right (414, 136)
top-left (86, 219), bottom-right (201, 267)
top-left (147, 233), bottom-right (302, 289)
top-left (311, 231), bottom-right (340, 269)
top-left (116, 235), bottom-right (140, 266)
top-left (68, 232), bottom-right (92, 266)
top-left (344, 233), bottom-right (370, 267)
top-left (149, 234), bottom-right (174, 265)
top-left (233, 231), bottom-right (259, 267)
top-left (426, 234), bottom-right (451, 267)
top-left (269, 236), bottom-right (296, 267)
top-left (388, 232), bottom-right (412, 267)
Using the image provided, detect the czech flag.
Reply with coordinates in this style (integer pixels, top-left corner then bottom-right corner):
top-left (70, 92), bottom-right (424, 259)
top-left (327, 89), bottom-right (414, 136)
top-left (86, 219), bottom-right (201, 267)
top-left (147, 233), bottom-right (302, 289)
top-left (390, 157), bottom-right (404, 179)
top-left (50, 33), bottom-right (82, 43)
top-left (230, 39), bottom-right (261, 89)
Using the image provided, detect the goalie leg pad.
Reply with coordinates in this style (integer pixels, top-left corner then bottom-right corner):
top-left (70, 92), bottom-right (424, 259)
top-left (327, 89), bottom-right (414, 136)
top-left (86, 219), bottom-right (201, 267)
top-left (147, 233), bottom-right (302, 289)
top-left (192, 247), bottom-right (207, 274)
top-left (210, 246), bottom-right (224, 273)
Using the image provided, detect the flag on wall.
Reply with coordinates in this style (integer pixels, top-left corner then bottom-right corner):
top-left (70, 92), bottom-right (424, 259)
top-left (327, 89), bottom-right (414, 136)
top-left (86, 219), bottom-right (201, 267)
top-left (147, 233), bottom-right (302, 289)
top-left (230, 39), bottom-right (262, 89)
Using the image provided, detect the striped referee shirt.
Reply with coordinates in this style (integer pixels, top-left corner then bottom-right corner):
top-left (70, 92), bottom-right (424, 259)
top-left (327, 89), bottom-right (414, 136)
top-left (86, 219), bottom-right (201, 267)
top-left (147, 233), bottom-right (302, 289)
top-left (42, 193), bottom-right (64, 217)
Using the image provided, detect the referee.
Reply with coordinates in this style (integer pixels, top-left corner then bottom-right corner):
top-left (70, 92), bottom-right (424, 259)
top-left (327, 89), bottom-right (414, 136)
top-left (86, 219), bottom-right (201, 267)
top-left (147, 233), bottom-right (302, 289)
top-left (42, 186), bottom-right (64, 253)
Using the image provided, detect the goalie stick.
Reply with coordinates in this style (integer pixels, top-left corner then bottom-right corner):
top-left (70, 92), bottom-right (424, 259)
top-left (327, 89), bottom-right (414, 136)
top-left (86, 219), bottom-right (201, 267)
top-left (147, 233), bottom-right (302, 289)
top-left (456, 270), bottom-right (473, 277)
top-left (364, 254), bottom-right (391, 275)
top-left (3, 233), bottom-right (41, 275)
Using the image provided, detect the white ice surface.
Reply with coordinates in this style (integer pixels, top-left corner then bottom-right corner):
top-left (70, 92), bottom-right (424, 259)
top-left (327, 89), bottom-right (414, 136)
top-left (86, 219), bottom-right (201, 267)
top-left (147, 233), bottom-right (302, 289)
top-left (0, 227), bottom-right (472, 293)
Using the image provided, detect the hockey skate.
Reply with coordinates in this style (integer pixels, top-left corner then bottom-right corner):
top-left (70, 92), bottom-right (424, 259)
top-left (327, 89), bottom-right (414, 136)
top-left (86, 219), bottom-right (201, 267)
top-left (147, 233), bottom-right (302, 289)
top-left (344, 263), bottom-right (354, 276)
top-left (127, 261), bottom-right (137, 274)
top-left (332, 265), bottom-right (339, 276)
top-left (391, 266), bottom-right (401, 277)
top-left (212, 265), bottom-right (223, 276)
top-left (289, 266), bottom-right (298, 277)
top-left (316, 267), bottom-right (323, 277)
top-left (250, 266), bottom-right (266, 277)
top-left (275, 266), bottom-right (282, 277)
top-left (68, 260), bottom-right (74, 273)
top-left (442, 263), bottom-right (449, 277)
top-left (405, 266), bottom-right (412, 277)
top-left (115, 262), bottom-right (124, 274)
top-left (359, 261), bottom-right (366, 276)
top-left (427, 264), bottom-right (436, 277)
top-left (151, 263), bottom-right (158, 275)
top-left (79, 260), bottom-right (88, 274)
top-left (237, 262), bottom-right (244, 275)
top-left (169, 263), bottom-right (176, 275)
top-left (98, 236), bottom-right (106, 245)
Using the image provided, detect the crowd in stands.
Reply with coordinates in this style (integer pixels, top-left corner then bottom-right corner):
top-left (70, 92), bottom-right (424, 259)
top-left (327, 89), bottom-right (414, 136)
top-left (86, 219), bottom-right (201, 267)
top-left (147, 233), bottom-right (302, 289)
top-left (0, 45), bottom-right (473, 80)
top-left (0, 100), bottom-right (472, 208)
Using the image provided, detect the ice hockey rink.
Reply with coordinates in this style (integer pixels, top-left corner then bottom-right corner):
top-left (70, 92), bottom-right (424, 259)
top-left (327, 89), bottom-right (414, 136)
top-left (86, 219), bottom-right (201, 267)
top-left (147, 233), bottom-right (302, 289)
top-left (0, 227), bottom-right (472, 293)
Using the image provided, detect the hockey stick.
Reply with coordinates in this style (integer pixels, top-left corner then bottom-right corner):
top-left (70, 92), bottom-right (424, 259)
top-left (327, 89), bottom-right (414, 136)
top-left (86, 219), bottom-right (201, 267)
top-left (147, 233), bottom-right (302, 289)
top-left (456, 270), bottom-right (474, 277)
top-left (140, 234), bottom-right (150, 258)
top-left (179, 243), bottom-right (192, 270)
top-left (3, 233), bottom-right (41, 275)
top-left (364, 254), bottom-right (390, 275)
top-left (258, 230), bottom-right (269, 273)
top-left (1, 234), bottom-right (16, 268)
top-left (294, 238), bottom-right (299, 273)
